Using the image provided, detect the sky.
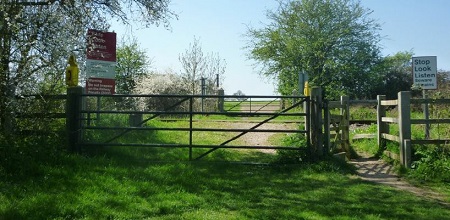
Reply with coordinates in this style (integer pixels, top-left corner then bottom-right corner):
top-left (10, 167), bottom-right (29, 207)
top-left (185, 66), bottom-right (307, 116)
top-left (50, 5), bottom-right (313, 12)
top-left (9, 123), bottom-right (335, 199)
top-left (111, 0), bottom-right (450, 95)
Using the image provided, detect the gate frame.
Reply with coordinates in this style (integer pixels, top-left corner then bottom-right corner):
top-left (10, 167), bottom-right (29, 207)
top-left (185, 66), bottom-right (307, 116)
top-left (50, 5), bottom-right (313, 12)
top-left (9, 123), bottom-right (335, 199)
top-left (66, 88), bottom-right (325, 160)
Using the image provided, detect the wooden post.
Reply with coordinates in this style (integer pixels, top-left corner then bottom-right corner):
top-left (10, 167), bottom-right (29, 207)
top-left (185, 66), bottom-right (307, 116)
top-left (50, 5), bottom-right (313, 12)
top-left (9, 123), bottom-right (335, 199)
top-left (129, 113), bottom-right (143, 127)
top-left (323, 100), bottom-right (330, 154)
top-left (96, 96), bottom-right (101, 122)
top-left (422, 90), bottom-right (430, 139)
top-left (398, 91), bottom-right (411, 167)
top-left (189, 96), bottom-right (193, 160)
top-left (404, 139), bottom-right (412, 168)
top-left (66, 86), bottom-right (83, 153)
top-left (218, 89), bottom-right (225, 112)
top-left (305, 96), bottom-right (311, 151)
top-left (341, 96), bottom-right (350, 158)
top-left (377, 95), bottom-right (387, 151)
top-left (310, 87), bottom-right (323, 158)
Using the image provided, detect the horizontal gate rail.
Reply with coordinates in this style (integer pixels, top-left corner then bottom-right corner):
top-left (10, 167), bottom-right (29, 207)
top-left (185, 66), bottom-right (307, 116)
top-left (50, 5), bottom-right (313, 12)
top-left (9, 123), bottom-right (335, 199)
top-left (103, 97), bottom-right (191, 144)
top-left (81, 110), bottom-right (305, 117)
top-left (82, 94), bottom-right (303, 99)
top-left (226, 98), bottom-right (249, 111)
top-left (82, 143), bottom-right (305, 150)
top-left (83, 126), bottom-right (307, 133)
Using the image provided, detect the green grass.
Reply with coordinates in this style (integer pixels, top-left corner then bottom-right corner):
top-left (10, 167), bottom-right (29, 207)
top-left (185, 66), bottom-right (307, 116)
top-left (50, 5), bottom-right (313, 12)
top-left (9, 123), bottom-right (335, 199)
top-left (2, 112), bottom-right (450, 219)
top-left (2, 147), bottom-right (450, 219)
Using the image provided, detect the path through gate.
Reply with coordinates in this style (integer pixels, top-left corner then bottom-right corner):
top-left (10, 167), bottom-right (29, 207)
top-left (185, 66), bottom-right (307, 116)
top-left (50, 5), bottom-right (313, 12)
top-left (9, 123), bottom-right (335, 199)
top-left (66, 89), bottom-right (313, 161)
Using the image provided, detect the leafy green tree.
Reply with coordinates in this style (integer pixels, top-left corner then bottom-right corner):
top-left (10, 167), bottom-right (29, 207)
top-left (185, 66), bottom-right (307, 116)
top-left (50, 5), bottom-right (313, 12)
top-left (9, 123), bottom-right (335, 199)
top-left (116, 39), bottom-right (151, 95)
top-left (115, 39), bottom-right (151, 109)
top-left (372, 51), bottom-right (414, 99)
top-left (246, 0), bottom-right (382, 98)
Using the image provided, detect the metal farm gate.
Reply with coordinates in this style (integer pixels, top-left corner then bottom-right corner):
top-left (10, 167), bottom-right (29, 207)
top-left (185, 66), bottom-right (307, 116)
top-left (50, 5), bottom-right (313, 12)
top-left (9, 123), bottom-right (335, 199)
top-left (66, 87), bottom-right (311, 161)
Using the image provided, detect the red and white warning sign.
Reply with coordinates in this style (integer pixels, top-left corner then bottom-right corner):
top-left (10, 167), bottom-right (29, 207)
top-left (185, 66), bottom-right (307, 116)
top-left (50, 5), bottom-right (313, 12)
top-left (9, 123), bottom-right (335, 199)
top-left (86, 29), bottom-right (116, 94)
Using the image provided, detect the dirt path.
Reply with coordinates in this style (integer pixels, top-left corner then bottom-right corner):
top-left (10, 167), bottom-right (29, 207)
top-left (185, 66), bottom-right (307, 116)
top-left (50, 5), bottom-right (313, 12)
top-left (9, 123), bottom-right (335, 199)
top-left (226, 122), bottom-right (295, 154)
top-left (350, 154), bottom-right (450, 207)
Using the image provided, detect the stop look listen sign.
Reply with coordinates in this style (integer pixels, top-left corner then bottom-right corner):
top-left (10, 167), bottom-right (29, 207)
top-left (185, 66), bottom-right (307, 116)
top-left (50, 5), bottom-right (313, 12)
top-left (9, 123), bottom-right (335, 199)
top-left (412, 56), bottom-right (437, 90)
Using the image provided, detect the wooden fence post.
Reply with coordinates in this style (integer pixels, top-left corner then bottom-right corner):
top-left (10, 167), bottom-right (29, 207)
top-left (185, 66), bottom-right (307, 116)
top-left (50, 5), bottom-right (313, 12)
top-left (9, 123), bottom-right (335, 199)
top-left (218, 89), bottom-right (225, 112)
top-left (377, 95), bottom-right (387, 151)
top-left (422, 90), bottom-right (430, 139)
top-left (310, 87), bottom-right (323, 158)
top-left (341, 96), bottom-right (351, 158)
top-left (398, 91), bottom-right (411, 167)
top-left (323, 100), bottom-right (330, 154)
top-left (66, 86), bottom-right (83, 153)
top-left (404, 139), bottom-right (412, 168)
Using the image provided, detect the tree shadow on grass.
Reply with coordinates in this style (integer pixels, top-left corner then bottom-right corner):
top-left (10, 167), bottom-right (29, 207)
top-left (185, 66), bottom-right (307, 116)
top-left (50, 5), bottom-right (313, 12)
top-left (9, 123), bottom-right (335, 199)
top-left (2, 153), bottom-right (450, 219)
top-left (2, 124), bottom-right (450, 219)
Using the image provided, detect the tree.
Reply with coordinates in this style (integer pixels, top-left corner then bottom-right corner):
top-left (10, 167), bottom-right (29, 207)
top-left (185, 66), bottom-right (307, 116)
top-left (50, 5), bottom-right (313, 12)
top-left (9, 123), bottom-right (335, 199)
top-left (116, 38), bottom-right (151, 94)
top-left (178, 37), bottom-right (226, 95)
top-left (179, 37), bottom-right (209, 95)
top-left (205, 52), bottom-right (226, 95)
top-left (233, 90), bottom-right (246, 101)
top-left (133, 69), bottom-right (190, 113)
top-left (0, 0), bottom-right (175, 133)
top-left (115, 38), bottom-right (151, 109)
top-left (372, 51), bottom-right (414, 99)
top-left (246, 0), bottom-right (382, 98)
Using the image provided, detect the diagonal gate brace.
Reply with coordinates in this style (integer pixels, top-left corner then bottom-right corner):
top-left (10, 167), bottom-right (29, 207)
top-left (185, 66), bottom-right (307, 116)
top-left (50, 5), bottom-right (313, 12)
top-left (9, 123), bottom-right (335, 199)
top-left (194, 98), bottom-right (306, 160)
top-left (103, 97), bottom-right (190, 144)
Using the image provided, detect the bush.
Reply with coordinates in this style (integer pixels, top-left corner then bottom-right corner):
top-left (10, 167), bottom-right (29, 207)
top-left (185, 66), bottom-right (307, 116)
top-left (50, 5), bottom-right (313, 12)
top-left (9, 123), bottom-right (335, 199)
top-left (133, 74), bottom-right (191, 116)
top-left (0, 131), bottom-right (66, 179)
top-left (410, 144), bottom-right (450, 183)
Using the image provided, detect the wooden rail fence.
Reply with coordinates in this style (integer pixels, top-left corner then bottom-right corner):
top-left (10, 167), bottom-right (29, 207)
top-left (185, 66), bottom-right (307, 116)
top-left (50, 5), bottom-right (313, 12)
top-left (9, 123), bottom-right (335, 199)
top-left (16, 87), bottom-right (450, 167)
top-left (378, 91), bottom-right (450, 167)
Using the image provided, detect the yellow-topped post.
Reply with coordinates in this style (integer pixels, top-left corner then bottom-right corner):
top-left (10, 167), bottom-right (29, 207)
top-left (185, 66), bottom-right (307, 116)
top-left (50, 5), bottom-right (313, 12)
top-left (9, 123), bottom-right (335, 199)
top-left (65, 55), bottom-right (79, 87)
top-left (304, 81), bottom-right (310, 96)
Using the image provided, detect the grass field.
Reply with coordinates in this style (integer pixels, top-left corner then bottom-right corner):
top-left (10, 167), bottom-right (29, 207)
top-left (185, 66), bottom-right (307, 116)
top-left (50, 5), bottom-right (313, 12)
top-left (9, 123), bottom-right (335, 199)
top-left (2, 146), bottom-right (450, 219)
top-left (2, 111), bottom-right (450, 219)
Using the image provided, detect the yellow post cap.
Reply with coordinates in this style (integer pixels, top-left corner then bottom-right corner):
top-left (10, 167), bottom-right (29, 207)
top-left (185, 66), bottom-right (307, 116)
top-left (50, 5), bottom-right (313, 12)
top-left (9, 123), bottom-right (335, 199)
top-left (304, 81), bottom-right (310, 96)
top-left (65, 54), bottom-right (79, 87)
